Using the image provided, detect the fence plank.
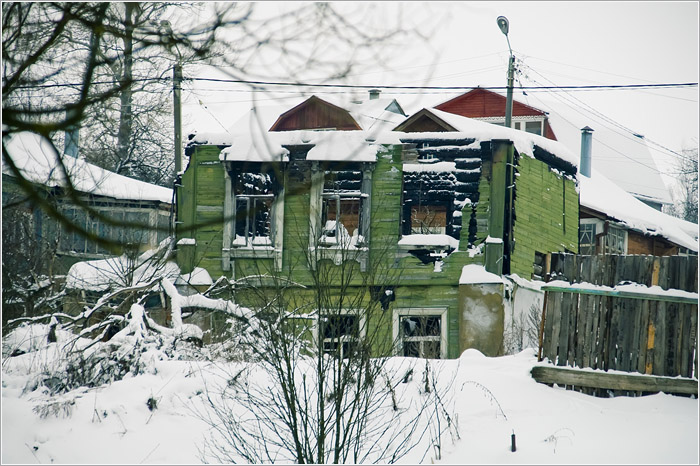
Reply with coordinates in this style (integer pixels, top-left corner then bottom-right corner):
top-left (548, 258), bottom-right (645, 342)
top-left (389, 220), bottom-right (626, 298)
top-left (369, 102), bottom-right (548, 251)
top-left (589, 294), bottom-right (602, 370)
top-left (531, 366), bottom-right (698, 396)
top-left (567, 293), bottom-right (579, 367)
top-left (545, 292), bottom-right (561, 364)
top-left (634, 298), bottom-right (651, 375)
top-left (558, 293), bottom-right (571, 366)
top-left (652, 301), bottom-right (667, 376)
top-left (580, 294), bottom-right (593, 369)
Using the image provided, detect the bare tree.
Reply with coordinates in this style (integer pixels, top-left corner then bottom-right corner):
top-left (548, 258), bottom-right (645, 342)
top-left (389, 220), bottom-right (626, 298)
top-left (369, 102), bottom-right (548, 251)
top-left (666, 146), bottom-right (698, 224)
top-left (190, 199), bottom-right (457, 464)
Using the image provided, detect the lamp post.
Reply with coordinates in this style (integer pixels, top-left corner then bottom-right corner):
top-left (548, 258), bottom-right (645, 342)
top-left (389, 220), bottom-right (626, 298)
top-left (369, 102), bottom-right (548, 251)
top-left (497, 16), bottom-right (514, 130)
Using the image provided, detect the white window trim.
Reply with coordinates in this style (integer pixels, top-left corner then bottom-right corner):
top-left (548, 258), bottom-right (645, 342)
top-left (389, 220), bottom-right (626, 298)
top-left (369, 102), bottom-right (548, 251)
top-left (312, 308), bottom-right (367, 358)
top-left (392, 307), bottom-right (448, 359)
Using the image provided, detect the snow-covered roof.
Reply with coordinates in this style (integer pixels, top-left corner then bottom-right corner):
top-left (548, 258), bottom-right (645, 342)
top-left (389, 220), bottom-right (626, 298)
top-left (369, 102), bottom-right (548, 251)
top-left (391, 108), bottom-right (580, 170)
top-left (3, 131), bottom-right (172, 204)
top-left (220, 129), bottom-right (382, 163)
top-left (580, 169), bottom-right (698, 251)
top-left (538, 97), bottom-right (673, 205)
top-left (66, 251), bottom-right (180, 292)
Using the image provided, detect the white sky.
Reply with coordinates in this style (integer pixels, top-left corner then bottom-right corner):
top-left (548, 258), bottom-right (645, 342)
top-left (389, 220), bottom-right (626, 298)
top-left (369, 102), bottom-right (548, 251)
top-left (182, 2), bottom-right (699, 180)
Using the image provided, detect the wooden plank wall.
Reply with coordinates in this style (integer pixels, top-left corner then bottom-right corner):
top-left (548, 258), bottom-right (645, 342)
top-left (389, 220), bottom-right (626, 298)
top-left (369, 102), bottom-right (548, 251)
top-left (540, 290), bottom-right (698, 396)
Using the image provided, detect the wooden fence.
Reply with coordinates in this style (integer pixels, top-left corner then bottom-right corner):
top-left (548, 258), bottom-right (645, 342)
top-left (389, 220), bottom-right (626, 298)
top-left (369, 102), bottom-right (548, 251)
top-left (538, 253), bottom-right (698, 293)
top-left (539, 284), bottom-right (697, 378)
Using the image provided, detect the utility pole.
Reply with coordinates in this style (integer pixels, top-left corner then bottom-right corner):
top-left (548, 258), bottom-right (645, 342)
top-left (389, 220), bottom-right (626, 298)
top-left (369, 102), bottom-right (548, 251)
top-left (173, 62), bottom-right (182, 175)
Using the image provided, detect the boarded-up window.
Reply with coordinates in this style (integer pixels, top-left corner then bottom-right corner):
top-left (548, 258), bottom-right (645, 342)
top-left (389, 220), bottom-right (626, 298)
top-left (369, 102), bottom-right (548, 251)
top-left (411, 205), bottom-right (447, 234)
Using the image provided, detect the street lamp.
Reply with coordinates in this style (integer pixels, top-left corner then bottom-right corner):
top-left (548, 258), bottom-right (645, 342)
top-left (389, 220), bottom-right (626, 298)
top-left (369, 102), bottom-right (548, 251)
top-left (497, 16), bottom-right (514, 130)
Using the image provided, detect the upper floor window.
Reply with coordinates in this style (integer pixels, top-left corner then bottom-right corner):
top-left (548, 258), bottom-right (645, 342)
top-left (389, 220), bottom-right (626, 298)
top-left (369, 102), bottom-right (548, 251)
top-left (233, 194), bottom-right (273, 247)
top-left (320, 168), bottom-right (366, 248)
top-left (230, 168), bottom-right (279, 249)
top-left (411, 204), bottom-right (447, 235)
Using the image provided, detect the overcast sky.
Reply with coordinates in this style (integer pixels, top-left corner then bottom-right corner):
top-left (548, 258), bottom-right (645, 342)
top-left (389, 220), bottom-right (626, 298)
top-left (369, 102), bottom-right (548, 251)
top-left (182, 2), bottom-right (698, 179)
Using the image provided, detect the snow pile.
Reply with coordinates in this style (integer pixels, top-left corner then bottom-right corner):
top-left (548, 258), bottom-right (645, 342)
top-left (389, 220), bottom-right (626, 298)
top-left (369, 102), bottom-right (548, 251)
top-left (399, 234), bottom-right (460, 250)
top-left (2, 131), bottom-right (172, 204)
top-left (459, 264), bottom-right (506, 285)
top-left (2, 346), bottom-right (697, 464)
top-left (580, 169), bottom-right (698, 251)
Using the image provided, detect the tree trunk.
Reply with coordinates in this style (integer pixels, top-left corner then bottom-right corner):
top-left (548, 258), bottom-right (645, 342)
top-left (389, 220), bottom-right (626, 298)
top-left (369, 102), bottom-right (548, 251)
top-left (116, 2), bottom-right (135, 173)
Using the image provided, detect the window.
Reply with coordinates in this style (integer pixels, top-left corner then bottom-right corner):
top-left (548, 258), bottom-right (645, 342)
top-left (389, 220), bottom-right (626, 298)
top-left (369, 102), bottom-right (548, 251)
top-left (320, 168), bottom-right (366, 247)
top-left (525, 121), bottom-right (542, 136)
top-left (393, 308), bottom-right (447, 359)
top-left (411, 205), bottom-right (447, 234)
top-left (58, 206), bottom-right (151, 255)
top-left (321, 195), bottom-right (362, 245)
top-left (604, 225), bottom-right (626, 254)
top-left (230, 168), bottom-right (278, 249)
top-left (579, 222), bottom-right (596, 255)
top-left (319, 312), bottom-right (362, 358)
top-left (233, 194), bottom-right (273, 247)
top-left (400, 315), bottom-right (442, 358)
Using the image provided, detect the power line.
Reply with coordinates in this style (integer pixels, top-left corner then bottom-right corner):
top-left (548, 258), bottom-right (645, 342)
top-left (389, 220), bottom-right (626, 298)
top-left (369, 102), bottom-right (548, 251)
top-left (187, 77), bottom-right (698, 91)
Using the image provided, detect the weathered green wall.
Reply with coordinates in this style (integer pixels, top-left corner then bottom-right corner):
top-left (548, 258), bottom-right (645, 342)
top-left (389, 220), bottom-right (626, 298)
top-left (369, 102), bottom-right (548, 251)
top-left (177, 146), bottom-right (226, 277)
top-left (510, 155), bottom-right (579, 278)
top-left (177, 142), bottom-right (579, 358)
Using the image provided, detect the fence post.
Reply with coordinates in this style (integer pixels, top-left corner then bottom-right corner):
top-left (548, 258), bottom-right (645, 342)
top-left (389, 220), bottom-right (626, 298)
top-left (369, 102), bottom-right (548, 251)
top-left (537, 291), bottom-right (548, 361)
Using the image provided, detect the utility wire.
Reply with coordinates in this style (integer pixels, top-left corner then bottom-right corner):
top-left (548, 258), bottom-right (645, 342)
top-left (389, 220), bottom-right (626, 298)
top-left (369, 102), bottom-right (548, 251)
top-left (519, 60), bottom-right (696, 165)
top-left (12, 76), bottom-right (697, 94)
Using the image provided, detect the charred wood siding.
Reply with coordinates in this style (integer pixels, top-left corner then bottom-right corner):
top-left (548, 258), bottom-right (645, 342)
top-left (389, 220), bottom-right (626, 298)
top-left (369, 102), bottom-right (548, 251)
top-left (400, 140), bottom-right (483, 245)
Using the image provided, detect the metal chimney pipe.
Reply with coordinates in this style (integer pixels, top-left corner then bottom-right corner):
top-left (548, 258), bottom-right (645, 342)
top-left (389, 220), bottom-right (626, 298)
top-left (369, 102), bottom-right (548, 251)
top-left (368, 89), bottom-right (380, 100)
top-left (64, 109), bottom-right (80, 158)
top-left (580, 126), bottom-right (594, 177)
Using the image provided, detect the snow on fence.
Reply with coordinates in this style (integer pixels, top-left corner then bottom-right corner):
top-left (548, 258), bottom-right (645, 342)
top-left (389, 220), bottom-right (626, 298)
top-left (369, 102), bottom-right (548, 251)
top-left (535, 281), bottom-right (698, 397)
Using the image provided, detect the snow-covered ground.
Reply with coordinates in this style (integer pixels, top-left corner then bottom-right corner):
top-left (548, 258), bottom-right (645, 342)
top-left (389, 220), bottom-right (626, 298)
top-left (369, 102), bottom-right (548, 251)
top-left (2, 328), bottom-right (697, 465)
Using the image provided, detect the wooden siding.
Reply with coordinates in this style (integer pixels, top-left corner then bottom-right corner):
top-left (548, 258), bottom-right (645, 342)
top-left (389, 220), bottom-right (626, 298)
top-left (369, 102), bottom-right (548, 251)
top-left (269, 96), bottom-right (362, 131)
top-left (434, 88), bottom-right (558, 140)
top-left (627, 230), bottom-right (679, 256)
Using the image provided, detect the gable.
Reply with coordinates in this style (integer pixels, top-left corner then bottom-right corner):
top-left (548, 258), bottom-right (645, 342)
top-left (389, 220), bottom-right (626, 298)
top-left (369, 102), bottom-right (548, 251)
top-left (435, 88), bottom-right (548, 119)
top-left (269, 95), bottom-right (362, 131)
top-left (392, 109), bottom-right (458, 132)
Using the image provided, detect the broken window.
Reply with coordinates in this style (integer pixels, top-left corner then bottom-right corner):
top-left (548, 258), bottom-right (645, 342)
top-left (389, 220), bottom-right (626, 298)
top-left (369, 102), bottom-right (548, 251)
top-left (320, 167), bottom-right (365, 247)
top-left (230, 167), bottom-right (278, 248)
top-left (399, 315), bottom-right (442, 359)
top-left (603, 224), bottom-right (626, 255)
top-left (233, 195), bottom-right (273, 247)
top-left (320, 313), bottom-right (361, 358)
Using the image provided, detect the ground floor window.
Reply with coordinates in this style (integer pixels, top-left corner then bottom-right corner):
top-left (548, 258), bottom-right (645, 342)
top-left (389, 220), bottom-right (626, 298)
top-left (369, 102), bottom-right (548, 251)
top-left (318, 311), bottom-right (363, 358)
top-left (393, 308), bottom-right (447, 359)
top-left (603, 224), bottom-right (626, 254)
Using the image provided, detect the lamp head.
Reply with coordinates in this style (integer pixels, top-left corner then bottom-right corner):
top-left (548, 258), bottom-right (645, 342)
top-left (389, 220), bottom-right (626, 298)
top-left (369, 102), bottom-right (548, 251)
top-left (497, 16), bottom-right (509, 36)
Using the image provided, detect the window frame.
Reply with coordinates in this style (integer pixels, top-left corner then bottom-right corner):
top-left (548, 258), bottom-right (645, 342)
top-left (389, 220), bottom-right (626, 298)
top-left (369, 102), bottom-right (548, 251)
top-left (232, 193), bottom-right (275, 248)
top-left (314, 309), bottom-right (366, 359)
top-left (392, 307), bottom-right (448, 359)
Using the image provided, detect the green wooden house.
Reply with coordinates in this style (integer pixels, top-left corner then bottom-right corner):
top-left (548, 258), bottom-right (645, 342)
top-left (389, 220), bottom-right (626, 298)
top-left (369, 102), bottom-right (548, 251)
top-left (175, 96), bottom-right (579, 358)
